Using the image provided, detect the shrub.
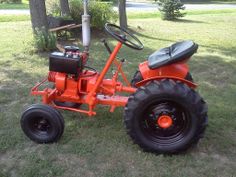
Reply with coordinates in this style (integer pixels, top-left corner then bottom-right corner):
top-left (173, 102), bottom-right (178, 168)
top-left (70, 0), bottom-right (118, 29)
top-left (88, 1), bottom-right (118, 29)
top-left (97, 0), bottom-right (117, 5)
top-left (34, 28), bottom-right (57, 52)
top-left (157, 0), bottom-right (186, 20)
top-left (46, 0), bottom-right (118, 29)
top-left (46, 0), bottom-right (61, 16)
top-left (0, 0), bottom-right (21, 3)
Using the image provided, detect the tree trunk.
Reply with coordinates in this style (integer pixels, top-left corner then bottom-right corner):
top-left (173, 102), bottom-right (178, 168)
top-left (60, 0), bottom-right (70, 16)
top-left (119, 0), bottom-right (127, 29)
top-left (29, 0), bottom-right (48, 33)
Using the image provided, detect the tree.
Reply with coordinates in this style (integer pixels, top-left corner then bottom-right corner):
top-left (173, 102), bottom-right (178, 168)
top-left (30, 0), bottom-right (56, 52)
top-left (60, 0), bottom-right (70, 16)
top-left (118, 0), bottom-right (127, 29)
top-left (29, 0), bottom-right (48, 33)
top-left (158, 0), bottom-right (185, 21)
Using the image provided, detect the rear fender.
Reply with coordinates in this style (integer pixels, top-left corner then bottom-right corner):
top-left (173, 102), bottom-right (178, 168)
top-left (139, 61), bottom-right (189, 79)
top-left (135, 76), bottom-right (197, 88)
top-left (138, 61), bottom-right (197, 88)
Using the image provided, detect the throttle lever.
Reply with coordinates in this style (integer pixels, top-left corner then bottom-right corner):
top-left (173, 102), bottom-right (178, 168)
top-left (101, 38), bottom-right (112, 54)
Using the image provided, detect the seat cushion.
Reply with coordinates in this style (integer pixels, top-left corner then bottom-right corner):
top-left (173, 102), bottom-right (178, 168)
top-left (148, 40), bottom-right (198, 69)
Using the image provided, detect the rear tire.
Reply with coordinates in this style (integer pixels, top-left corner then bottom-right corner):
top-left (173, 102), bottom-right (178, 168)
top-left (124, 79), bottom-right (207, 154)
top-left (21, 104), bottom-right (64, 143)
top-left (131, 71), bottom-right (143, 87)
top-left (131, 71), bottom-right (193, 87)
top-left (185, 72), bottom-right (194, 82)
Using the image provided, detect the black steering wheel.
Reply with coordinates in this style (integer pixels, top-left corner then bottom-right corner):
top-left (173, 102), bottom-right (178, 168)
top-left (104, 23), bottom-right (144, 50)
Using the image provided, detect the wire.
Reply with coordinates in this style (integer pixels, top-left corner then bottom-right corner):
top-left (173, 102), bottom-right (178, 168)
top-left (80, 65), bottom-right (97, 78)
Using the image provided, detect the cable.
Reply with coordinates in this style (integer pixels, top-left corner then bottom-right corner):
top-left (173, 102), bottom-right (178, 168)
top-left (80, 65), bottom-right (97, 78)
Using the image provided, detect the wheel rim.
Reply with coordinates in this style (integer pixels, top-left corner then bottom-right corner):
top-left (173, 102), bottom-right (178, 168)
top-left (28, 116), bottom-right (52, 137)
top-left (140, 100), bottom-right (192, 146)
top-left (157, 115), bottom-right (173, 129)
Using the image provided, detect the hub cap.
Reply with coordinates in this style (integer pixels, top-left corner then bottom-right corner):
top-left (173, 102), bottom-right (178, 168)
top-left (157, 115), bottom-right (173, 129)
top-left (29, 116), bottom-right (52, 136)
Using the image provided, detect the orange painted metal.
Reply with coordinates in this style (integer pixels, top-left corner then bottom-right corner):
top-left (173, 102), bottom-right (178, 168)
top-left (157, 115), bottom-right (173, 129)
top-left (137, 60), bottom-right (197, 88)
top-left (139, 61), bottom-right (189, 80)
top-left (86, 42), bottom-right (123, 105)
top-left (55, 73), bottom-right (66, 92)
top-left (52, 104), bottom-right (96, 116)
top-left (31, 42), bottom-right (135, 116)
top-left (48, 71), bottom-right (56, 82)
top-left (31, 78), bottom-right (48, 96)
top-left (31, 78), bottom-right (56, 104)
top-left (113, 58), bottom-right (130, 87)
top-left (97, 95), bottom-right (128, 107)
top-left (30, 41), bottom-right (195, 117)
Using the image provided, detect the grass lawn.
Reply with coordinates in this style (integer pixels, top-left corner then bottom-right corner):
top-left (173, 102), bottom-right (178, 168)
top-left (182, 0), bottom-right (236, 4)
top-left (128, 8), bottom-right (236, 19)
top-left (0, 14), bottom-right (29, 22)
top-left (0, 9), bottom-right (236, 177)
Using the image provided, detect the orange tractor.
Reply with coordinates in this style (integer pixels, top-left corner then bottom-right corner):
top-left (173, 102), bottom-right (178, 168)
top-left (21, 1), bottom-right (207, 154)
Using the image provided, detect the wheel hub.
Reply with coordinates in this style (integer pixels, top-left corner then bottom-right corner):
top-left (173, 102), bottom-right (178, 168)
top-left (34, 118), bottom-right (50, 132)
top-left (157, 115), bottom-right (173, 129)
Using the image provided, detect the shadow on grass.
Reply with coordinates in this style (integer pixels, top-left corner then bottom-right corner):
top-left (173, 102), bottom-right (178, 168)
top-left (191, 54), bottom-right (236, 84)
top-left (200, 44), bottom-right (236, 57)
top-left (174, 19), bottom-right (208, 24)
top-left (128, 27), bottom-right (174, 42)
top-left (131, 29), bottom-right (236, 58)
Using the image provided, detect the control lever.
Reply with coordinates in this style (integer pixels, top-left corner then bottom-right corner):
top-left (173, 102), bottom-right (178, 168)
top-left (101, 38), bottom-right (112, 54)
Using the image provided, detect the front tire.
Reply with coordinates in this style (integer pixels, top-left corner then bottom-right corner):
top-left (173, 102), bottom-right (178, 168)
top-left (21, 104), bottom-right (64, 143)
top-left (124, 79), bottom-right (207, 154)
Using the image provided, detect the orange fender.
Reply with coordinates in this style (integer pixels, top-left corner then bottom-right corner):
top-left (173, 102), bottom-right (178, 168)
top-left (138, 61), bottom-right (197, 88)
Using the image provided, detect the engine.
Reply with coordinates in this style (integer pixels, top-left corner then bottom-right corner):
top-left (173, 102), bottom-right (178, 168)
top-left (49, 46), bottom-right (83, 77)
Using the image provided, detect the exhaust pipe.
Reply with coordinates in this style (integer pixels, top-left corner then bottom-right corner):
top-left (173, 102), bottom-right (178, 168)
top-left (82, 0), bottom-right (91, 51)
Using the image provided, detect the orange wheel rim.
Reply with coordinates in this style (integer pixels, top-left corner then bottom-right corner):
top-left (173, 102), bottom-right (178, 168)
top-left (157, 115), bottom-right (173, 129)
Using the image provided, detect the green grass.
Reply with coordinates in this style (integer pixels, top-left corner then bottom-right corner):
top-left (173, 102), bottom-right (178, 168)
top-left (0, 14), bottom-right (29, 22)
top-left (1, 10), bottom-right (236, 177)
top-left (128, 8), bottom-right (236, 19)
top-left (182, 0), bottom-right (236, 4)
top-left (0, 0), bottom-right (29, 9)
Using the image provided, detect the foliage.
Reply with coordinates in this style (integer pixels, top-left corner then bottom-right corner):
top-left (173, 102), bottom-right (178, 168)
top-left (88, 1), bottom-right (118, 29)
top-left (0, 3), bottom-right (28, 9)
top-left (47, 0), bottom-right (118, 29)
top-left (97, 0), bottom-right (117, 5)
top-left (46, 0), bottom-right (61, 16)
top-left (157, 0), bottom-right (186, 20)
top-left (0, 0), bottom-right (28, 9)
top-left (34, 28), bottom-right (57, 52)
top-left (0, 0), bottom-right (21, 3)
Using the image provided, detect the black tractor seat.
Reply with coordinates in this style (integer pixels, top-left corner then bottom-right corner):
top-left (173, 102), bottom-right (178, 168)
top-left (148, 40), bottom-right (198, 69)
